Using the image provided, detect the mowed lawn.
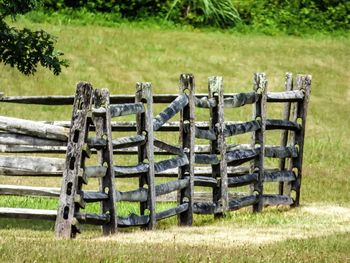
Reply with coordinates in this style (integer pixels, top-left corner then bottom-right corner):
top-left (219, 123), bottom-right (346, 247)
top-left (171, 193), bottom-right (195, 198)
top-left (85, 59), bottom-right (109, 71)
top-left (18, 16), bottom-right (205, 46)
top-left (0, 17), bottom-right (349, 262)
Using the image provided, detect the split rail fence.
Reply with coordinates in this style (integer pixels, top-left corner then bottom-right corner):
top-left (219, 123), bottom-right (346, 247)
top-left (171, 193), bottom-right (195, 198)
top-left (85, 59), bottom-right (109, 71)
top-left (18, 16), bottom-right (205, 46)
top-left (0, 72), bottom-right (311, 238)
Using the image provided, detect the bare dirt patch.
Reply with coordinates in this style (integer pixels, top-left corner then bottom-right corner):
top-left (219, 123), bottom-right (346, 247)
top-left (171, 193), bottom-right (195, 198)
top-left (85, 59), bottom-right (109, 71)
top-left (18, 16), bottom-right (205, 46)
top-left (96, 204), bottom-right (350, 247)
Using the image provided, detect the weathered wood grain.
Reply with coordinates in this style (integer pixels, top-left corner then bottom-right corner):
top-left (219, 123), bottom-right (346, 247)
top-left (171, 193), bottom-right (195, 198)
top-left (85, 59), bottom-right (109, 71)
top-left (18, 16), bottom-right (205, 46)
top-left (194, 154), bottom-right (219, 165)
top-left (226, 148), bottom-right (258, 165)
top-left (227, 173), bottom-right (258, 187)
top-left (155, 178), bottom-right (189, 196)
top-left (114, 163), bottom-right (149, 176)
top-left (228, 195), bottom-right (258, 211)
top-left (0, 184), bottom-right (60, 197)
top-left (224, 120), bottom-right (261, 137)
top-left (251, 72), bottom-right (267, 212)
top-left (154, 155), bottom-right (189, 174)
top-left (116, 188), bottom-right (148, 202)
top-left (117, 214), bottom-right (149, 227)
top-left (136, 82), bottom-right (156, 230)
top-left (264, 170), bottom-right (296, 182)
top-left (94, 88), bottom-right (118, 235)
top-left (194, 127), bottom-right (217, 140)
top-left (194, 96), bottom-right (217, 108)
top-left (262, 194), bottom-right (294, 206)
top-left (55, 82), bottom-right (93, 239)
top-left (224, 92), bottom-right (259, 108)
top-left (0, 145), bottom-right (67, 153)
top-left (194, 176), bottom-right (218, 187)
top-left (153, 93), bottom-right (188, 131)
top-left (0, 132), bottom-right (66, 146)
top-left (154, 139), bottom-right (183, 155)
top-left (278, 72), bottom-right (293, 195)
top-left (178, 73), bottom-right (195, 226)
top-left (266, 90), bottom-right (304, 102)
top-left (0, 207), bottom-right (57, 220)
top-left (110, 103), bottom-right (144, 117)
top-left (266, 119), bottom-right (300, 131)
top-left (0, 116), bottom-right (69, 141)
top-left (88, 134), bottom-right (146, 150)
top-left (0, 156), bottom-right (64, 176)
top-left (265, 146), bottom-right (298, 158)
top-left (156, 203), bottom-right (189, 221)
top-left (193, 202), bottom-right (219, 214)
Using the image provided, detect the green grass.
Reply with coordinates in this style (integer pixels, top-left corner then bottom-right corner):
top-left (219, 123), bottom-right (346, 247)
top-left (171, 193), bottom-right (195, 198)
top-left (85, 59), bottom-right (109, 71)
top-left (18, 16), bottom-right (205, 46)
top-left (0, 16), bottom-right (349, 262)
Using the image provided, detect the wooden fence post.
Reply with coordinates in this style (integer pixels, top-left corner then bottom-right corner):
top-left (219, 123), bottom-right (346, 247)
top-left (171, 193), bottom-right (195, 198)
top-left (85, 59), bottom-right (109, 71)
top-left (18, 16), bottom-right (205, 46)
top-left (178, 74), bottom-right (195, 226)
top-left (94, 89), bottom-right (118, 235)
top-left (278, 73), bottom-right (294, 195)
top-left (135, 82), bottom-right (156, 229)
top-left (252, 73), bottom-right (267, 212)
top-left (289, 75), bottom-right (312, 206)
top-left (55, 82), bottom-right (93, 238)
top-left (208, 76), bottom-right (228, 216)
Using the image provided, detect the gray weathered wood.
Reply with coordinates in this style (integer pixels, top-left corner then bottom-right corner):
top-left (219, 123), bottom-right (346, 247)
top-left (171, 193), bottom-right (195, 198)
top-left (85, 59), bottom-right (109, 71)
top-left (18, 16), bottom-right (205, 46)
top-left (278, 73), bottom-right (293, 195)
top-left (0, 145), bottom-right (67, 153)
top-left (227, 173), bottom-right (258, 187)
top-left (266, 119), bottom-right (301, 131)
top-left (262, 194), bottom-right (294, 206)
top-left (194, 154), bottom-right (219, 165)
top-left (193, 202), bottom-right (220, 214)
top-left (194, 176), bottom-right (217, 187)
top-left (0, 116), bottom-right (68, 141)
top-left (209, 76), bottom-right (228, 216)
top-left (264, 170), bottom-right (296, 182)
top-left (228, 195), bottom-right (258, 211)
top-left (156, 203), bottom-right (189, 221)
top-left (154, 139), bottom-right (183, 155)
top-left (226, 148), bottom-right (258, 164)
top-left (136, 82), bottom-right (156, 230)
top-left (156, 178), bottom-right (189, 196)
top-left (82, 191), bottom-right (109, 202)
top-left (289, 75), bottom-right (312, 206)
top-left (0, 156), bottom-right (64, 176)
top-left (88, 134), bottom-right (146, 150)
top-left (153, 93), bottom-right (189, 131)
top-left (0, 207), bottom-right (110, 225)
top-left (224, 92), bottom-right (259, 108)
top-left (0, 132), bottom-right (66, 146)
top-left (154, 155), bottom-right (189, 174)
top-left (194, 96), bottom-right (217, 108)
top-left (224, 120), bottom-right (261, 137)
top-left (265, 146), bottom-right (298, 158)
top-left (194, 127), bottom-right (217, 140)
top-left (0, 184), bottom-right (60, 197)
top-left (266, 90), bottom-right (304, 102)
top-left (0, 207), bottom-right (57, 220)
top-left (251, 72), bottom-right (267, 212)
top-left (110, 103), bottom-right (144, 117)
top-left (116, 188), bottom-right (148, 202)
top-left (114, 163), bottom-right (149, 176)
top-left (94, 89), bottom-right (118, 235)
top-left (117, 214), bottom-right (149, 227)
top-left (55, 82), bottom-right (93, 239)
top-left (178, 73), bottom-right (195, 226)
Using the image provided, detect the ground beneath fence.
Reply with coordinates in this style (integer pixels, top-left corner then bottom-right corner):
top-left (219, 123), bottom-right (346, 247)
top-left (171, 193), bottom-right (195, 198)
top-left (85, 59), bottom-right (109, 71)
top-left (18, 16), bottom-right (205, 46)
top-left (96, 204), bottom-right (350, 247)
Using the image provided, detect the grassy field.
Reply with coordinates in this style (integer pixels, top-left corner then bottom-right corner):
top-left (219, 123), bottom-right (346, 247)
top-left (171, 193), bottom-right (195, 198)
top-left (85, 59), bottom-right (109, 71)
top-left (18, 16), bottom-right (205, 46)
top-left (0, 16), bottom-right (349, 262)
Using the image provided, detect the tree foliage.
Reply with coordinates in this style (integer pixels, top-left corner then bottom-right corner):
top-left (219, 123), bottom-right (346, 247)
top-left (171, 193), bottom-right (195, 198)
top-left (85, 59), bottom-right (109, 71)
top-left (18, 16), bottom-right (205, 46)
top-left (0, 0), bottom-right (67, 75)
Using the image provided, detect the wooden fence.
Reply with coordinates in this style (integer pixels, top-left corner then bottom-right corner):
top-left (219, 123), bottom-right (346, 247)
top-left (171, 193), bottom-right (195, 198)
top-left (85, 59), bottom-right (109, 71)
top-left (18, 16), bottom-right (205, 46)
top-left (0, 72), bottom-right (311, 238)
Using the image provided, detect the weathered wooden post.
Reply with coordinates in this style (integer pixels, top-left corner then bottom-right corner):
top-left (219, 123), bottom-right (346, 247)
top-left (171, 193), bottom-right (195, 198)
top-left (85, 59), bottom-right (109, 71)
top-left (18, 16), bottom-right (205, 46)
top-left (251, 73), bottom-right (267, 212)
top-left (135, 82), bottom-right (156, 229)
top-left (55, 82), bottom-right (93, 238)
top-left (289, 75), bottom-right (312, 206)
top-left (208, 76), bottom-right (228, 216)
top-left (178, 74), bottom-right (195, 226)
top-left (94, 89), bottom-right (118, 235)
top-left (278, 73), bottom-right (293, 195)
